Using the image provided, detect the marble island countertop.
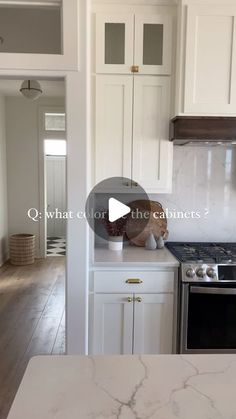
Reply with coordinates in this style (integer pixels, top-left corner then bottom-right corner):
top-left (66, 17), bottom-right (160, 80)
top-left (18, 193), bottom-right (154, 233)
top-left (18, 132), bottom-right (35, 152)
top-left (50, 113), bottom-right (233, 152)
top-left (7, 354), bottom-right (236, 419)
top-left (93, 245), bottom-right (179, 268)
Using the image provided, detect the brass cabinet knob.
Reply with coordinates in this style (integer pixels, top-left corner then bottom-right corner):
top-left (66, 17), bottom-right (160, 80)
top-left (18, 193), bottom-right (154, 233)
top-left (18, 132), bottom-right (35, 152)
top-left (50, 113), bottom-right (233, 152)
top-left (127, 297), bottom-right (133, 303)
top-left (131, 65), bottom-right (139, 73)
top-left (126, 278), bottom-right (143, 284)
top-left (136, 297), bottom-right (142, 303)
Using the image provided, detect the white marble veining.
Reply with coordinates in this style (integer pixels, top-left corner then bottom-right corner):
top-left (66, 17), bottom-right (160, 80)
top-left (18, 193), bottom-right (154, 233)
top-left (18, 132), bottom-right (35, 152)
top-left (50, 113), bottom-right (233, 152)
top-left (7, 354), bottom-right (236, 419)
top-left (156, 145), bottom-right (236, 242)
top-left (93, 245), bottom-right (179, 267)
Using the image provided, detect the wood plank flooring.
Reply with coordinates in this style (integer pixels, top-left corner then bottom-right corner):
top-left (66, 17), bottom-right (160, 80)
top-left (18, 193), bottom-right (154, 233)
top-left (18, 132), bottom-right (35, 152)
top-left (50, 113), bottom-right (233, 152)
top-left (0, 257), bottom-right (65, 419)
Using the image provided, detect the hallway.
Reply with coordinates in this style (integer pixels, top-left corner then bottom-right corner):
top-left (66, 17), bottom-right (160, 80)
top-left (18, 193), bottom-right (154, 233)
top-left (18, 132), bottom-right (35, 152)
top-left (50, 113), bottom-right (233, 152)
top-left (0, 257), bottom-right (65, 419)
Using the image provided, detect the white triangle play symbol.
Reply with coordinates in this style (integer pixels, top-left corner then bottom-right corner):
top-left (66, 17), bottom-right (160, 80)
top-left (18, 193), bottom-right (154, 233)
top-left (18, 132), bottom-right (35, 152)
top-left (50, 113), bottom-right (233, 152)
top-left (108, 198), bottom-right (131, 222)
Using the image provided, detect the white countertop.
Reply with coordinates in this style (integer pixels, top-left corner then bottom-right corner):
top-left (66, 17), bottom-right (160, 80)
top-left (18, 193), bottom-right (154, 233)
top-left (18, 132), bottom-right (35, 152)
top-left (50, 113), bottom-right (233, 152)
top-left (7, 354), bottom-right (236, 419)
top-left (93, 245), bottom-right (179, 268)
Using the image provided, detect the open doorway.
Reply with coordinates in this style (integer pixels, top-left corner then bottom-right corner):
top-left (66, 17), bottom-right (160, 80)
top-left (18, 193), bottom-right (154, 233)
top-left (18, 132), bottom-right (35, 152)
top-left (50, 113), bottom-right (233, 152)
top-left (43, 112), bottom-right (67, 257)
top-left (0, 78), bottom-right (66, 418)
top-left (46, 141), bottom-right (67, 256)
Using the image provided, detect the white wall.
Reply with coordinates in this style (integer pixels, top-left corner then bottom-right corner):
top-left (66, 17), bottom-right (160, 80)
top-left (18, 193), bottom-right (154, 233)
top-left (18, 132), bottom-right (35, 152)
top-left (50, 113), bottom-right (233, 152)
top-left (6, 96), bottom-right (64, 257)
top-left (0, 95), bottom-right (8, 266)
top-left (157, 145), bottom-right (236, 242)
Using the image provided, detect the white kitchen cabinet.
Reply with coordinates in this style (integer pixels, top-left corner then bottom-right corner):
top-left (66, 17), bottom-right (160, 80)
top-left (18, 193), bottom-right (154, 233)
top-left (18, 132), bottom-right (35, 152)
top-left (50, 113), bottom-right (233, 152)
top-left (93, 270), bottom-right (174, 294)
top-left (92, 292), bottom-right (174, 355)
top-left (95, 75), bottom-right (172, 193)
top-left (134, 14), bottom-right (172, 75)
top-left (96, 13), bottom-right (134, 74)
top-left (93, 293), bottom-right (133, 354)
top-left (133, 76), bottom-right (172, 192)
top-left (95, 75), bottom-right (133, 182)
top-left (95, 12), bottom-right (172, 75)
top-left (183, 4), bottom-right (236, 114)
top-left (91, 270), bottom-right (175, 355)
top-left (133, 293), bottom-right (174, 354)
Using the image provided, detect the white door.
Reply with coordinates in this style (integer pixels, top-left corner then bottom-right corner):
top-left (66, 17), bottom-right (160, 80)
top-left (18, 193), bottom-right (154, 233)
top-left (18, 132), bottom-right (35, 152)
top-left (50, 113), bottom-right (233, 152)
top-left (184, 5), bottom-right (236, 114)
top-left (93, 294), bottom-right (133, 354)
top-left (132, 76), bottom-right (173, 193)
top-left (133, 294), bottom-right (174, 354)
top-left (95, 75), bottom-right (133, 183)
top-left (134, 14), bottom-right (172, 75)
top-left (96, 13), bottom-right (134, 74)
top-left (46, 156), bottom-right (66, 237)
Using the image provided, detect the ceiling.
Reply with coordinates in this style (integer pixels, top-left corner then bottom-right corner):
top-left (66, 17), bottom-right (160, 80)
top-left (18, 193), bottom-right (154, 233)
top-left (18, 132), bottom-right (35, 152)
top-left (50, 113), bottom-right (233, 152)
top-left (0, 79), bottom-right (65, 97)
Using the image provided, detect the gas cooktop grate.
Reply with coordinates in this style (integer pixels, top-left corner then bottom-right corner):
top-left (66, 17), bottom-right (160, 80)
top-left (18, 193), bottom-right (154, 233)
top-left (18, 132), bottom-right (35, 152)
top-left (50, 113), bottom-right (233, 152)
top-left (166, 242), bottom-right (236, 264)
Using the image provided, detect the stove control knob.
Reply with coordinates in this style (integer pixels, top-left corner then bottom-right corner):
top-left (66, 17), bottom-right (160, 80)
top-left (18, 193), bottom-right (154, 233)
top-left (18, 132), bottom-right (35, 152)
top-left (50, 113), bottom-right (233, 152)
top-left (196, 268), bottom-right (205, 278)
top-left (186, 268), bottom-right (195, 278)
top-left (206, 268), bottom-right (216, 279)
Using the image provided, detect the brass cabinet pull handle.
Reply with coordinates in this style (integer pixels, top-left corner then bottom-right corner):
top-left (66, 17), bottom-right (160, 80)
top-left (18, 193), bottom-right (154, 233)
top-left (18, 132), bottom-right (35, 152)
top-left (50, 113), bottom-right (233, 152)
top-left (126, 278), bottom-right (143, 284)
top-left (127, 297), bottom-right (133, 303)
top-left (135, 297), bottom-right (142, 303)
top-left (131, 65), bottom-right (139, 73)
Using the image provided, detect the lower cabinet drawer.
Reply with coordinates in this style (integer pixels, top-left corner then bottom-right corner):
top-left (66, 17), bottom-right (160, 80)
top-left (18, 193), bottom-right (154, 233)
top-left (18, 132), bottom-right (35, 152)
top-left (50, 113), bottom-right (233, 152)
top-left (93, 271), bottom-right (174, 293)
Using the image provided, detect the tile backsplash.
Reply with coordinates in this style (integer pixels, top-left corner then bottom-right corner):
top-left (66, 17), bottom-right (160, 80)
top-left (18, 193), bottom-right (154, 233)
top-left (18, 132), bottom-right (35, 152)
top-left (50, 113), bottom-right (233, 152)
top-left (155, 145), bottom-right (236, 242)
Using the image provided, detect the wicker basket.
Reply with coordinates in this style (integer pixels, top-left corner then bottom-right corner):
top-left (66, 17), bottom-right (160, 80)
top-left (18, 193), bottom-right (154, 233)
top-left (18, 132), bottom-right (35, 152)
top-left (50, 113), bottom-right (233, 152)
top-left (9, 234), bottom-right (35, 266)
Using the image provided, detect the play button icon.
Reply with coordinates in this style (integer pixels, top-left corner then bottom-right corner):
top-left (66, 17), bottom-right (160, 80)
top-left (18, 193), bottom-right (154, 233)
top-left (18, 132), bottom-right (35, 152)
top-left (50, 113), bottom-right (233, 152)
top-left (108, 198), bottom-right (131, 222)
top-left (85, 176), bottom-right (151, 242)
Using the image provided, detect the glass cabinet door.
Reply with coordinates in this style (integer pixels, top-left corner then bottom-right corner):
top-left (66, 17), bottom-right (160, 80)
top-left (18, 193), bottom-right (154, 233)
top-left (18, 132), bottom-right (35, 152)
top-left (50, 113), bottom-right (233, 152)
top-left (96, 13), bottom-right (134, 74)
top-left (0, 0), bottom-right (78, 71)
top-left (134, 15), bottom-right (172, 75)
top-left (0, 5), bottom-right (62, 54)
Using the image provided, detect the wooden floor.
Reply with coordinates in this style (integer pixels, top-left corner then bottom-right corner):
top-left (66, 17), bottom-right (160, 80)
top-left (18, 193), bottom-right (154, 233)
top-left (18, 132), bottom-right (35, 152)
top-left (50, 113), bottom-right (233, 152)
top-left (0, 257), bottom-right (65, 419)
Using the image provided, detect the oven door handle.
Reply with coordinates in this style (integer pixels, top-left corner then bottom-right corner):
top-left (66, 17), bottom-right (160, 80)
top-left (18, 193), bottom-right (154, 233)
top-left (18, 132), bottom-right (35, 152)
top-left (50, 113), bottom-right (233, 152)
top-left (190, 286), bottom-right (236, 295)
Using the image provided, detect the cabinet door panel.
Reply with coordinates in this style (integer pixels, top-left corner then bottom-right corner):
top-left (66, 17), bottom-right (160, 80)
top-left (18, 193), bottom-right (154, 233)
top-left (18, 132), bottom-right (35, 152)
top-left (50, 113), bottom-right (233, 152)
top-left (133, 294), bottom-right (174, 354)
top-left (134, 15), bottom-right (172, 75)
top-left (96, 13), bottom-right (134, 74)
top-left (185, 5), bottom-right (236, 114)
top-left (95, 75), bottom-right (133, 183)
top-left (132, 76), bottom-right (173, 193)
top-left (93, 294), bottom-right (133, 355)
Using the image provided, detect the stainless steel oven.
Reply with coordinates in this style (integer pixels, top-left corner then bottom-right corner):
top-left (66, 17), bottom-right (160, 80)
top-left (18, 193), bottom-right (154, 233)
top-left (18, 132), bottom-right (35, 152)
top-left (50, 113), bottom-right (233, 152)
top-left (180, 265), bottom-right (236, 353)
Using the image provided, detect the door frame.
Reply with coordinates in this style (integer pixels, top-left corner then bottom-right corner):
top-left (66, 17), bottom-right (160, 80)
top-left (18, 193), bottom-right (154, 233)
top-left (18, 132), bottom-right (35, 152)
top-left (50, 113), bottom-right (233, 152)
top-left (0, 0), bottom-right (90, 356)
top-left (38, 105), bottom-right (66, 258)
top-left (0, 70), bottom-right (90, 357)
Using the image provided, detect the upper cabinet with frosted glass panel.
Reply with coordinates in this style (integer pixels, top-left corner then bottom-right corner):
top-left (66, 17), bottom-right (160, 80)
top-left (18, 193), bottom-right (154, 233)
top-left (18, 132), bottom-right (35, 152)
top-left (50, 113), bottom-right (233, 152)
top-left (96, 14), bottom-right (134, 74)
top-left (0, 0), bottom-right (78, 71)
top-left (96, 13), bottom-right (172, 75)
